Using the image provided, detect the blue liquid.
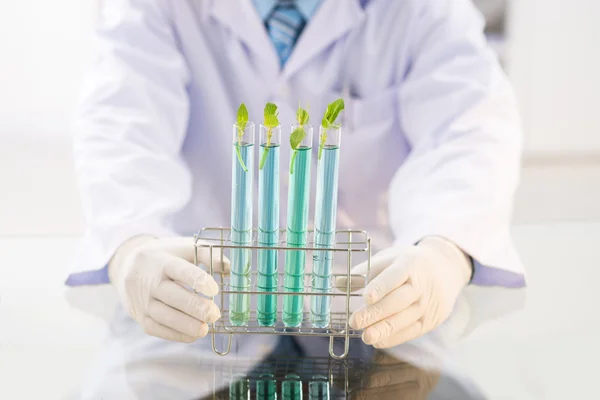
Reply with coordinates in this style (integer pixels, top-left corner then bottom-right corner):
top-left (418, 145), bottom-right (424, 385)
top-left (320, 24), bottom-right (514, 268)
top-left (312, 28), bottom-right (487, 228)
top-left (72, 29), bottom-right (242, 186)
top-left (257, 373), bottom-right (277, 400)
top-left (309, 376), bottom-right (330, 400)
top-left (284, 147), bottom-right (312, 327)
top-left (230, 143), bottom-right (254, 326)
top-left (311, 146), bottom-right (340, 328)
top-left (258, 144), bottom-right (280, 326)
top-left (282, 374), bottom-right (303, 400)
top-left (230, 376), bottom-right (250, 400)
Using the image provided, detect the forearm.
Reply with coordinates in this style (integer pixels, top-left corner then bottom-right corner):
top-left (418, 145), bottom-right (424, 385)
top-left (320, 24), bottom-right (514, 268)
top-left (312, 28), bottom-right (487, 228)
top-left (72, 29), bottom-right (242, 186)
top-left (68, 0), bottom-right (191, 286)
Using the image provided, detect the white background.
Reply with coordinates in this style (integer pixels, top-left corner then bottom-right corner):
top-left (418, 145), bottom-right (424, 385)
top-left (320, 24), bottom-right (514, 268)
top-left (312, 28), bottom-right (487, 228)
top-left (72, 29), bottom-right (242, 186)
top-left (507, 0), bottom-right (600, 154)
top-left (0, 1), bottom-right (96, 141)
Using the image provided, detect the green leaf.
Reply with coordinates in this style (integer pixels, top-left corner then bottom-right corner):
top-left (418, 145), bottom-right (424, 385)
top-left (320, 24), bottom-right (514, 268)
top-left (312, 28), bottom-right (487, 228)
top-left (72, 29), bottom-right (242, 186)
top-left (322, 98), bottom-right (345, 127)
top-left (235, 104), bottom-right (249, 171)
top-left (264, 113), bottom-right (279, 127)
top-left (264, 102), bottom-right (279, 128)
top-left (264, 102), bottom-right (278, 116)
top-left (290, 105), bottom-right (309, 174)
top-left (260, 102), bottom-right (279, 169)
top-left (236, 103), bottom-right (248, 131)
top-left (290, 126), bottom-right (306, 150)
top-left (318, 99), bottom-right (344, 160)
top-left (296, 107), bottom-right (310, 125)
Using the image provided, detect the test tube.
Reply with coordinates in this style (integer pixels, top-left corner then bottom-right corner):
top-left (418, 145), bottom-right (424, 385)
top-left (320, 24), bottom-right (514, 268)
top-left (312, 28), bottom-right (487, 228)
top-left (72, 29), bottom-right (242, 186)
top-left (229, 375), bottom-right (250, 400)
top-left (282, 374), bottom-right (303, 400)
top-left (256, 373), bottom-right (277, 400)
top-left (230, 121), bottom-right (255, 327)
top-left (309, 376), bottom-right (330, 400)
top-left (283, 124), bottom-right (314, 327)
top-left (257, 124), bottom-right (281, 326)
top-left (310, 126), bottom-right (341, 328)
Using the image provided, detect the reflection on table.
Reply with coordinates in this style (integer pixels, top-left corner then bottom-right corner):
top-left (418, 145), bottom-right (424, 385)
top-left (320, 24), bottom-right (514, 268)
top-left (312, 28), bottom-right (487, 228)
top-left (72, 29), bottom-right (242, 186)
top-left (78, 277), bottom-right (522, 399)
top-left (201, 337), bottom-right (483, 400)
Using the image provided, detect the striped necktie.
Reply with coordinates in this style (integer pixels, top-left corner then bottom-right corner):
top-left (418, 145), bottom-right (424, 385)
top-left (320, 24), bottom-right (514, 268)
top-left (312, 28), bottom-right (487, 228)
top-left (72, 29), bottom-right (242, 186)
top-left (266, 0), bottom-right (306, 67)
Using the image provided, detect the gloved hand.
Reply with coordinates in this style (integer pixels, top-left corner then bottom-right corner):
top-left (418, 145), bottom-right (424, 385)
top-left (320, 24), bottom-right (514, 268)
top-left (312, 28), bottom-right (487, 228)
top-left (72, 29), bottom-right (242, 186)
top-left (109, 235), bottom-right (230, 343)
top-left (338, 237), bottom-right (472, 348)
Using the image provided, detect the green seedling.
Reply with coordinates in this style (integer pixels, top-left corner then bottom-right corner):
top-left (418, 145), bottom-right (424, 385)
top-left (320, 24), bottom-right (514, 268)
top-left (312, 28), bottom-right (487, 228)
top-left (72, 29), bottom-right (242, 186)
top-left (319, 98), bottom-right (345, 160)
top-left (290, 106), bottom-right (310, 174)
top-left (259, 102), bottom-right (280, 170)
top-left (235, 103), bottom-right (249, 172)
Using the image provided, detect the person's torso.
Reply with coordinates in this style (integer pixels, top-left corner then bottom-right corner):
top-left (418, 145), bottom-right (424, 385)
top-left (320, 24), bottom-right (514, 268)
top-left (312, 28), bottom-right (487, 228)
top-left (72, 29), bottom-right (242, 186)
top-left (171, 0), bottom-right (417, 252)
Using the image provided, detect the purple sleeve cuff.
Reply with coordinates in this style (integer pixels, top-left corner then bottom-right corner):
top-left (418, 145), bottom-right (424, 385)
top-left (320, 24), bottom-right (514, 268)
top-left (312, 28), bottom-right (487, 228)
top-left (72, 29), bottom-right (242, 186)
top-left (470, 260), bottom-right (526, 288)
top-left (64, 257), bottom-right (526, 288)
top-left (65, 265), bottom-right (111, 286)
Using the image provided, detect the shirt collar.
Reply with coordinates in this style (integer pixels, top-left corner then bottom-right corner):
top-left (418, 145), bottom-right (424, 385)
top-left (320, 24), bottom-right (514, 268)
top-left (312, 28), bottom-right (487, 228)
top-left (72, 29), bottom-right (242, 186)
top-left (252, 0), bottom-right (323, 21)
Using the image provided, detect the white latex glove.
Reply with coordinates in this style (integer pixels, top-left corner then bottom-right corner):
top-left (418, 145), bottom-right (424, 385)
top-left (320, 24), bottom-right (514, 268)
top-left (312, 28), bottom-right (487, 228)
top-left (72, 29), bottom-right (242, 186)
top-left (109, 235), bottom-right (230, 343)
top-left (339, 236), bottom-right (472, 348)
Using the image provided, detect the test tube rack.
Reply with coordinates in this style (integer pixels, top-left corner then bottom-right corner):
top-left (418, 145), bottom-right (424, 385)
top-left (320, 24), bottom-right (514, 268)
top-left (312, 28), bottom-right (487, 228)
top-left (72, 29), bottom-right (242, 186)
top-left (194, 227), bottom-right (372, 360)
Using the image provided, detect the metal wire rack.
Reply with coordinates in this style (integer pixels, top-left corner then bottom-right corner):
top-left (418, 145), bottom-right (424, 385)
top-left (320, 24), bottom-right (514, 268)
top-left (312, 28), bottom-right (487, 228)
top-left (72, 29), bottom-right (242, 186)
top-left (194, 227), bottom-right (372, 360)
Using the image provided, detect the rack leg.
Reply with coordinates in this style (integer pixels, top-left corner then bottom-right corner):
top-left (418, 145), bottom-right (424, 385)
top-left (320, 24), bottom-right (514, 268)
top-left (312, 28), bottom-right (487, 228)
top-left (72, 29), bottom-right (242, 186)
top-left (193, 234), bottom-right (198, 267)
top-left (206, 243), bottom-right (233, 356)
top-left (329, 231), bottom-right (353, 360)
top-left (367, 237), bottom-right (372, 280)
top-left (344, 358), bottom-right (349, 397)
top-left (329, 335), bottom-right (350, 360)
top-left (212, 331), bottom-right (233, 356)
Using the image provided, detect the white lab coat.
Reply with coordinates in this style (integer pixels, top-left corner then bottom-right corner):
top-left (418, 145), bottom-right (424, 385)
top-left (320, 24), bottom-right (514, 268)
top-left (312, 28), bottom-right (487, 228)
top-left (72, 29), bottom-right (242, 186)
top-left (68, 0), bottom-right (526, 289)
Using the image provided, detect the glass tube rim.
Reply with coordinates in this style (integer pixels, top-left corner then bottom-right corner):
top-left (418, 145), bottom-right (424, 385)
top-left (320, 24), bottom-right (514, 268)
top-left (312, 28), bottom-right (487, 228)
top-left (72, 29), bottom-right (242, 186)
top-left (259, 124), bottom-right (282, 147)
top-left (232, 121), bottom-right (255, 144)
top-left (233, 121), bottom-right (255, 129)
top-left (319, 124), bottom-right (341, 147)
top-left (290, 123), bottom-right (314, 147)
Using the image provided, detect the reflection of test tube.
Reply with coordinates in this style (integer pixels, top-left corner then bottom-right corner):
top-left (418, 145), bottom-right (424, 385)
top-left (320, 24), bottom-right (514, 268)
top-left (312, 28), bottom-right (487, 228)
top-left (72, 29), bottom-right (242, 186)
top-left (256, 373), bottom-right (277, 400)
top-left (257, 125), bottom-right (281, 326)
top-left (229, 375), bottom-right (250, 400)
top-left (309, 376), bottom-right (330, 400)
top-left (283, 124), bottom-right (314, 328)
top-left (230, 122), bottom-right (255, 327)
top-left (282, 374), bottom-right (303, 400)
top-left (311, 126), bottom-right (341, 328)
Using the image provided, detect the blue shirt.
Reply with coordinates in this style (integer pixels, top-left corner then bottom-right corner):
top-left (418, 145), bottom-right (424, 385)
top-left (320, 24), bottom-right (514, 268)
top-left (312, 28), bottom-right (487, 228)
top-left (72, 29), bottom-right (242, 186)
top-left (252, 0), bottom-right (323, 23)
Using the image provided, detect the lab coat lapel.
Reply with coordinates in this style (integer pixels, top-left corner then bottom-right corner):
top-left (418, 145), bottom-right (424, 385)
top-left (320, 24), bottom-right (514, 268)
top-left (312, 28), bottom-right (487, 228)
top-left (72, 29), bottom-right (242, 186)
top-left (281, 0), bottom-right (365, 80)
top-left (209, 0), bottom-right (280, 81)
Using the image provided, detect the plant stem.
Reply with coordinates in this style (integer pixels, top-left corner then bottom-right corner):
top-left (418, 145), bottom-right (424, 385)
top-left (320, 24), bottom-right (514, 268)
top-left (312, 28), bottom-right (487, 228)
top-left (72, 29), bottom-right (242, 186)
top-left (235, 127), bottom-right (248, 172)
top-left (259, 146), bottom-right (269, 170)
top-left (290, 150), bottom-right (298, 174)
top-left (318, 131), bottom-right (327, 160)
top-left (236, 144), bottom-right (248, 172)
top-left (259, 127), bottom-right (273, 170)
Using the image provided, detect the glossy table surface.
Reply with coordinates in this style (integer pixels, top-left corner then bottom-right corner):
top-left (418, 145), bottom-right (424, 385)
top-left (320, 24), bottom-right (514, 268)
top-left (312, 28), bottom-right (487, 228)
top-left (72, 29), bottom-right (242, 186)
top-left (146, 336), bottom-right (488, 400)
top-left (1, 221), bottom-right (599, 399)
